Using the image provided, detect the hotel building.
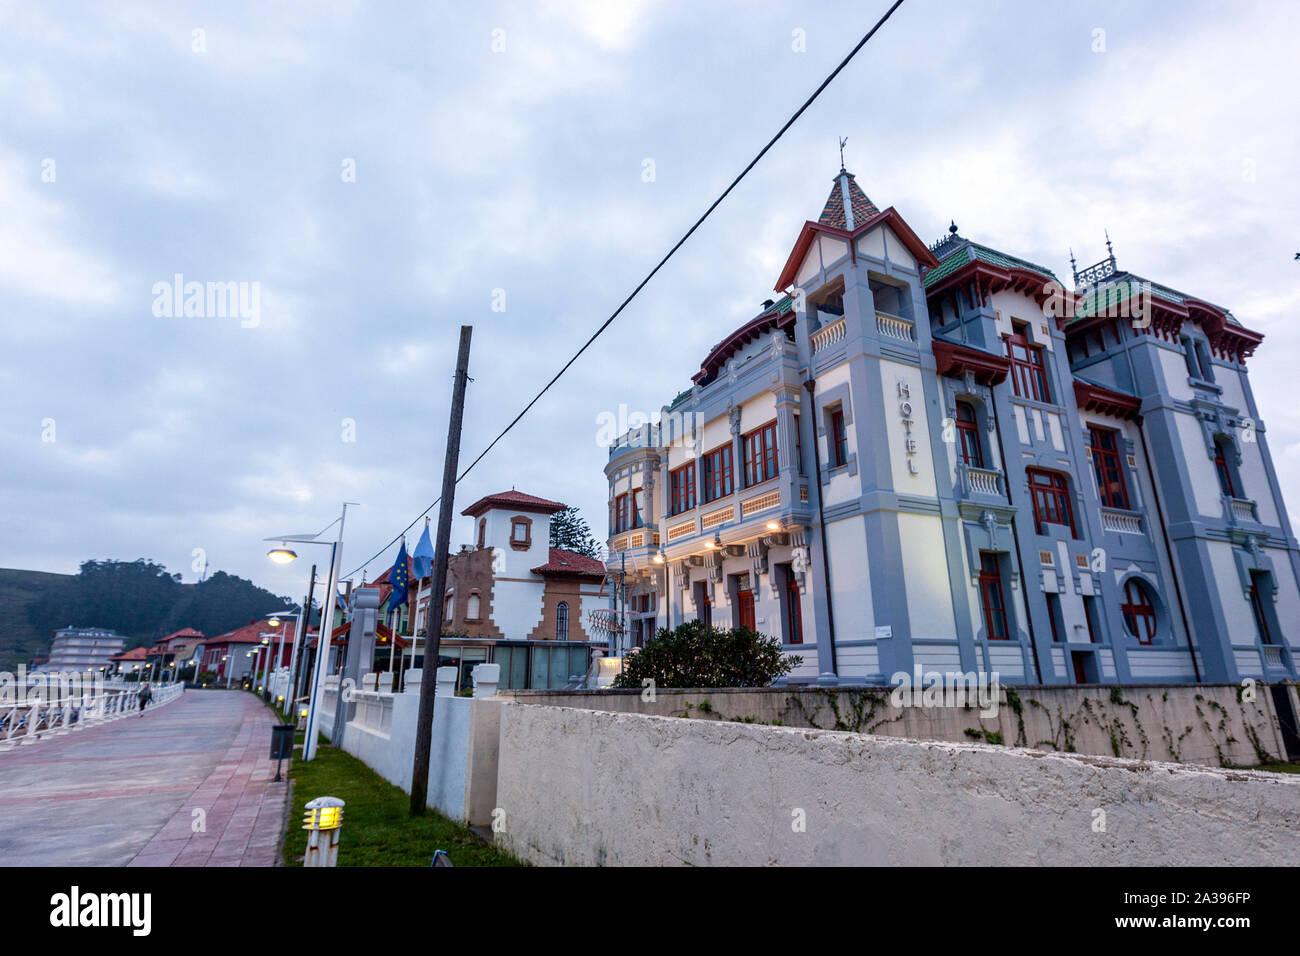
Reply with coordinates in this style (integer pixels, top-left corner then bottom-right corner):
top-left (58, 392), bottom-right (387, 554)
top-left (603, 167), bottom-right (1299, 686)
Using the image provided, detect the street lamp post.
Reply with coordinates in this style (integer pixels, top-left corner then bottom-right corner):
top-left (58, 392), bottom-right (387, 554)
top-left (265, 501), bottom-right (356, 761)
top-left (257, 635), bottom-right (274, 699)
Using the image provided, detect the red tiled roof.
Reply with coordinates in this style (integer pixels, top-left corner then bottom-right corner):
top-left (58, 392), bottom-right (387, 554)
top-left (531, 547), bottom-right (607, 578)
top-left (462, 490), bottom-right (567, 518)
top-left (159, 627), bottom-right (204, 644)
top-left (203, 619), bottom-right (295, 646)
top-left (110, 646), bottom-right (150, 662)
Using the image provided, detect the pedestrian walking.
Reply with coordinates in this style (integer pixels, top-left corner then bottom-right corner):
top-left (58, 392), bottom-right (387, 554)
top-left (138, 682), bottom-right (153, 716)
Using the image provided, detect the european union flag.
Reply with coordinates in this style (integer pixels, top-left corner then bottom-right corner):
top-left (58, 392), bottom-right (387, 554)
top-left (412, 521), bottom-right (434, 580)
top-left (387, 539), bottom-right (410, 612)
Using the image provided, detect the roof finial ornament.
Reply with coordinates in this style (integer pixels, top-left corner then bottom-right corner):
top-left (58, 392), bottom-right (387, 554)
top-left (1069, 247), bottom-right (1078, 284)
top-left (1105, 229), bottom-right (1115, 264)
top-left (949, 220), bottom-right (958, 236)
top-left (838, 136), bottom-right (848, 172)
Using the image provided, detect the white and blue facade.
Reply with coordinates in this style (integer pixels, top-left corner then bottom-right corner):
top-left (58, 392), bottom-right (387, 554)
top-left (603, 168), bottom-right (1299, 685)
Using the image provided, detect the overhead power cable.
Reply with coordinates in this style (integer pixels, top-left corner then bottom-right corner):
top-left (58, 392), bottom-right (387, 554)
top-left (342, 0), bottom-right (906, 580)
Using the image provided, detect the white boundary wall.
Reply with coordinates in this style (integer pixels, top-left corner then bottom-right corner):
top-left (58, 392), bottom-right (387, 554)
top-left (337, 679), bottom-right (501, 825)
top-left (494, 703), bottom-right (1300, 866)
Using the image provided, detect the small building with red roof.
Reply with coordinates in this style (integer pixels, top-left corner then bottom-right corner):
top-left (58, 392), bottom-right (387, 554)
top-left (197, 619), bottom-right (296, 682)
top-left (108, 645), bottom-right (151, 677)
top-left (405, 489), bottom-right (608, 691)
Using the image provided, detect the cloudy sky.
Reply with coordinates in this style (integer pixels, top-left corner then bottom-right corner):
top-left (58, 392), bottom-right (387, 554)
top-left (2, 0), bottom-right (1297, 602)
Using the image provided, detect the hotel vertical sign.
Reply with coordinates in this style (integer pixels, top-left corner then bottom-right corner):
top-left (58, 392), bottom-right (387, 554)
top-left (897, 380), bottom-right (920, 476)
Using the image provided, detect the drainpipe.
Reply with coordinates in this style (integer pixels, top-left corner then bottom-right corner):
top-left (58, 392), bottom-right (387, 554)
top-left (802, 378), bottom-right (838, 676)
top-left (989, 389), bottom-right (1044, 683)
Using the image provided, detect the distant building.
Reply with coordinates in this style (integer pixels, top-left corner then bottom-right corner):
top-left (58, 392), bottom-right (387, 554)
top-left (198, 620), bottom-right (294, 683)
top-left (109, 645), bottom-right (151, 678)
top-left (43, 627), bottom-right (125, 674)
top-left (148, 627), bottom-right (205, 678)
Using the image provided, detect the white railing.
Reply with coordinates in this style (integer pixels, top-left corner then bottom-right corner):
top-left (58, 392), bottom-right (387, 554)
top-left (1262, 645), bottom-right (1287, 670)
top-left (1101, 508), bottom-right (1144, 535)
top-left (350, 690), bottom-right (395, 737)
top-left (966, 467), bottom-right (1003, 497)
top-left (1228, 497), bottom-right (1258, 524)
top-left (810, 317), bottom-right (846, 353)
top-left (876, 311), bottom-right (914, 343)
top-left (0, 683), bottom-right (183, 752)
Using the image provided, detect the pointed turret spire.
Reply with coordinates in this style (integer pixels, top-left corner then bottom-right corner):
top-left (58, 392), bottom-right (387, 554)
top-left (818, 167), bottom-right (879, 231)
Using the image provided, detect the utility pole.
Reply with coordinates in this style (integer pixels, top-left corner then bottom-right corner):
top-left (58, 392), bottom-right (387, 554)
top-left (410, 326), bottom-right (472, 815)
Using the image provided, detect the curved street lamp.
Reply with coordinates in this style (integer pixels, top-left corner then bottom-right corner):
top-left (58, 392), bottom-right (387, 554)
top-left (264, 502), bottom-right (357, 761)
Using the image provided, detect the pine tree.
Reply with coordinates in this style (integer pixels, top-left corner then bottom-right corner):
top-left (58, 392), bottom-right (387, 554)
top-left (548, 507), bottom-right (601, 558)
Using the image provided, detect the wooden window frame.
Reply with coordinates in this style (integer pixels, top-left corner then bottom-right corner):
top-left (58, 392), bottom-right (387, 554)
top-left (1088, 426), bottom-right (1130, 510)
top-left (1006, 325), bottom-right (1049, 402)
top-left (509, 516), bottom-right (532, 550)
top-left (631, 487), bottom-right (643, 529)
top-left (614, 493), bottom-right (629, 534)
top-left (978, 553), bottom-right (1010, 640)
top-left (1250, 575), bottom-right (1274, 645)
top-left (830, 407), bottom-right (848, 468)
top-left (670, 462), bottom-right (695, 515)
top-left (1120, 579), bottom-right (1157, 644)
top-left (784, 568), bottom-right (803, 645)
top-left (702, 444), bottom-right (734, 503)
top-left (1027, 468), bottom-right (1076, 536)
top-left (955, 400), bottom-right (983, 468)
top-left (742, 420), bottom-right (779, 487)
top-left (1214, 440), bottom-right (1237, 498)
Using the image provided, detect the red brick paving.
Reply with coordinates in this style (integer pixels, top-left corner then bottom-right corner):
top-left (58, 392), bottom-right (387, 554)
top-left (130, 693), bottom-right (289, 867)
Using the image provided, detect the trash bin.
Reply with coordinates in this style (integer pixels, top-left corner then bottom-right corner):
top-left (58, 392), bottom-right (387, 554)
top-left (270, 723), bottom-right (296, 782)
top-left (270, 724), bottom-right (296, 761)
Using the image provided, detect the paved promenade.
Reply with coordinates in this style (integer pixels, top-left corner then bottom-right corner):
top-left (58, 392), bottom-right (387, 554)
top-left (0, 690), bottom-right (289, 867)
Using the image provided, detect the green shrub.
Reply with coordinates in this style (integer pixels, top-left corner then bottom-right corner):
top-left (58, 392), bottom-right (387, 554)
top-left (611, 620), bottom-right (800, 689)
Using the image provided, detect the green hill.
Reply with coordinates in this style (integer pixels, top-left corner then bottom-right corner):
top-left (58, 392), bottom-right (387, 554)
top-left (0, 568), bottom-right (78, 671)
top-left (0, 560), bottom-right (293, 672)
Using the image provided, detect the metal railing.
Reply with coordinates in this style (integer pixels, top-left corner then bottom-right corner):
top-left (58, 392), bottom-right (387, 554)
top-left (0, 683), bottom-right (183, 752)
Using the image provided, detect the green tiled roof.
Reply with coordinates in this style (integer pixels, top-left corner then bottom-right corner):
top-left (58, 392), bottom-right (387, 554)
top-left (1070, 275), bottom-right (1242, 328)
top-left (1071, 279), bottom-right (1151, 322)
top-left (922, 241), bottom-right (1060, 288)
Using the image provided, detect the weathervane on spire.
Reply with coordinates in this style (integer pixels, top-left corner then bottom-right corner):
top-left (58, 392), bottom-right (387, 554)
top-left (838, 136), bottom-right (848, 171)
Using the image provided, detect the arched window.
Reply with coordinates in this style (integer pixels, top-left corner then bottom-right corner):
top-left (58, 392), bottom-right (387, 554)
top-left (467, 592), bottom-right (481, 621)
top-left (556, 601), bottom-right (569, 641)
top-left (1121, 579), bottom-right (1157, 644)
top-left (444, 592), bottom-right (454, 621)
top-left (1027, 468), bottom-right (1076, 536)
top-left (955, 401), bottom-right (983, 467)
top-left (477, 519), bottom-right (486, 549)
